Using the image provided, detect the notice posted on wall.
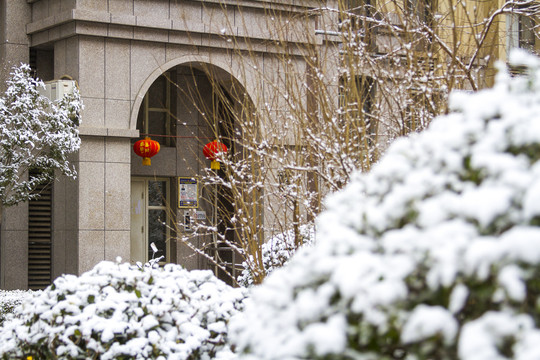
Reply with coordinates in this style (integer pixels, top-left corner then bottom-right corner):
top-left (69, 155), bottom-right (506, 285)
top-left (178, 177), bottom-right (198, 208)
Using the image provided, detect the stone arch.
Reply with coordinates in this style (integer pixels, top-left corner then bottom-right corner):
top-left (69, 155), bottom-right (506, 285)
top-left (130, 54), bottom-right (256, 131)
top-left (129, 53), bottom-right (262, 283)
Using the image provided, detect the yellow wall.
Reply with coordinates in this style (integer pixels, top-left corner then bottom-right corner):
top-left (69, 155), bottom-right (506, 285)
top-left (364, 0), bottom-right (537, 89)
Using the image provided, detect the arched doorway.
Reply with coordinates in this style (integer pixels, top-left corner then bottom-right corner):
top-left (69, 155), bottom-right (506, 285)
top-left (130, 62), bottom-right (256, 284)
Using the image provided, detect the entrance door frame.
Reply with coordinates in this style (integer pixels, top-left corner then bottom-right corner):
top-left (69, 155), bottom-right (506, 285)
top-left (130, 177), bottom-right (171, 264)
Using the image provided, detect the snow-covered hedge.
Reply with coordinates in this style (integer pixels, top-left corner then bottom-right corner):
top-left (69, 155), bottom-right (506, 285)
top-left (230, 51), bottom-right (540, 360)
top-left (237, 224), bottom-right (314, 287)
top-left (0, 261), bottom-right (246, 360)
top-left (0, 290), bottom-right (35, 326)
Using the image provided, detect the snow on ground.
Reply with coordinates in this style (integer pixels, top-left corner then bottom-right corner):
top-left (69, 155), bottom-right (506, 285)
top-left (230, 50), bottom-right (540, 360)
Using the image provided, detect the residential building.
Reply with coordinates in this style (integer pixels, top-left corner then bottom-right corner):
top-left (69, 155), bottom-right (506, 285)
top-left (0, 0), bottom-right (537, 290)
top-left (0, 0), bottom-right (323, 290)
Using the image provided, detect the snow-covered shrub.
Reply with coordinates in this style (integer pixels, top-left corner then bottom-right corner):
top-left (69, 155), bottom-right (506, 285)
top-left (0, 63), bottom-right (82, 207)
top-left (230, 50), bottom-right (540, 360)
top-left (237, 224), bottom-right (314, 287)
top-left (0, 290), bottom-right (35, 326)
top-left (0, 261), bottom-right (246, 360)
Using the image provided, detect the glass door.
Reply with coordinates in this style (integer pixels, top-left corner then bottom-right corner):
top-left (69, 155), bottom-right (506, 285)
top-left (130, 178), bottom-right (170, 264)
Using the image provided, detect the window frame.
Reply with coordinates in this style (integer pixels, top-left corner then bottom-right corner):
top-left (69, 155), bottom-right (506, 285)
top-left (507, 12), bottom-right (536, 52)
top-left (137, 72), bottom-right (177, 147)
top-left (338, 75), bottom-right (377, 147)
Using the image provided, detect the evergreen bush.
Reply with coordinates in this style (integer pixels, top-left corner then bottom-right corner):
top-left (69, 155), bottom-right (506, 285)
top-left (0, 261), bottom-right (246, 360)
top-left (0, 290), bottom-right (34, 326)
top-left (230, 51), bottom-right (540, 360)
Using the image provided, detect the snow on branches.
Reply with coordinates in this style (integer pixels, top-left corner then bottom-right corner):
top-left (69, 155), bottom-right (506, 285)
top-left (0, 63), bottom-right (82, 207)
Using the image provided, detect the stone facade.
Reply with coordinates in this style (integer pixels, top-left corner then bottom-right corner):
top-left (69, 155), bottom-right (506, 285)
top-left (0, 0), bottom-right (327, 289)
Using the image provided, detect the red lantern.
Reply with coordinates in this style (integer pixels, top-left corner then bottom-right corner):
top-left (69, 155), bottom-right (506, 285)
top-left (203, 140), bottom-right (228, 170)
top-left (134, 137), bottom-right (160, 166)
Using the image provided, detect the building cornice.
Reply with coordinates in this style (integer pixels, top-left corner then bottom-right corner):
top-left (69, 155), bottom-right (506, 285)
top-left (26, 8), bottom-right (321, 52)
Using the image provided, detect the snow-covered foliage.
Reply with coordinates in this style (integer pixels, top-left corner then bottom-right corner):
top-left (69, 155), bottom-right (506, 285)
top-left (0, 63), bottom-right (82, 206)
top-left (230, 50), bottom-right (540, 360)
top-left (0, 261), bottom-right (246, 360)
top-left (237, 224), bottom-right (314, 287)
top-left (0, 290), bottom-right (35, 326)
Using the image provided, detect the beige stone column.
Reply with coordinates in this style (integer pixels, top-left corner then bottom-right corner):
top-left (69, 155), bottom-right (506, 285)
top-left (52, 36), bottom-right (136, 275)
top-left (52, 166), bottom-right (80, 279)
top-left (0, 0), bottom-right (31, 92)
top-left (0, 202), bottom-right (29, 289)
top-left (76, 133), bottom-right (133, 274)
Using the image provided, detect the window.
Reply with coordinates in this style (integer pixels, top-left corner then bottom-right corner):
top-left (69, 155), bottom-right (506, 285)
top-left (339, 75), bottom-right (377, 146)
top-left (406, 0), bottom-right (433, 25)
top-left (404, 89), bottom-right (441, 135)
top-left (340, 0), bottom-right (373, 31)
top-left (137, 72), bottom-right (177, 147)
top-left (404, 91), bottom-right (424, 135)
top-left (506, 14), bottom-right (535, 50)
top-left (339, 76), bottom-right (375, 114)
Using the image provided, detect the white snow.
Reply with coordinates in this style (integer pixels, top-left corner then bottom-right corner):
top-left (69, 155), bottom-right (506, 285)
top-left (2, 46), bottom-right (540, 360)
top-left (459, 312), bottom-right (536, 360)
top-left (0, 261), bottom-right (246, 359)
top-left (0, 63), bottom-right (82, 206)
top-left (230, 50), bottom-right (540, 359)
top-left (237, 224), bottom-right (314, 286)
top-left (401, 305), bottom-right (457, 345)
